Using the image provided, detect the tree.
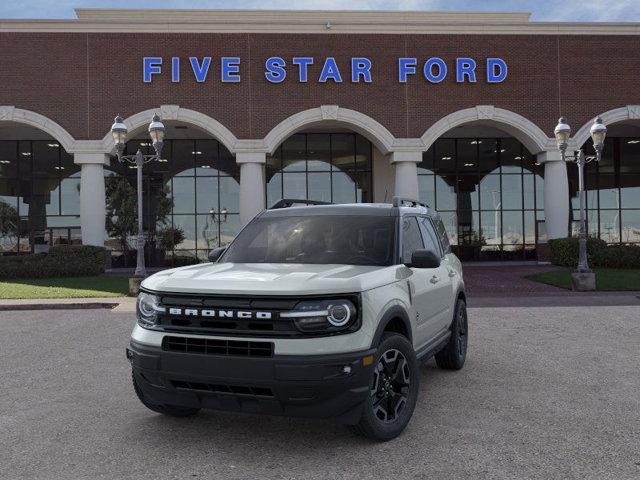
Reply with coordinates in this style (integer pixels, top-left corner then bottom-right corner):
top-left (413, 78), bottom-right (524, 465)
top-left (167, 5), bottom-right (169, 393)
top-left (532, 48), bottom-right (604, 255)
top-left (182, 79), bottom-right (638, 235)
top-left (105, 176), bottom-right (173, 251)
top-left (0, 200), bottom-right (19, 251)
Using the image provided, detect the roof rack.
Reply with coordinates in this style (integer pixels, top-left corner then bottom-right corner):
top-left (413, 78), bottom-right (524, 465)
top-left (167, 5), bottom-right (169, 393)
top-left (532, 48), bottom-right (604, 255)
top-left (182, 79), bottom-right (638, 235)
top-left (392, 196), bottom-right (429, 209)
top-left (270, 199), bottom-right (332, 209)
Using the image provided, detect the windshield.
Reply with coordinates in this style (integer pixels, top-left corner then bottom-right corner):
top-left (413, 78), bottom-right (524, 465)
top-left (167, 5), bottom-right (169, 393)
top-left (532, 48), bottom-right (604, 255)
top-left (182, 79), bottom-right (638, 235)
top-left (221, 215), bottom-right (396, 266)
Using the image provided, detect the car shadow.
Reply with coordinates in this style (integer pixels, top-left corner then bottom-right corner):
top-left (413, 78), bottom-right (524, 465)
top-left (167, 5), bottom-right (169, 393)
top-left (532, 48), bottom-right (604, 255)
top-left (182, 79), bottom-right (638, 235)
top-left (121, 356), bottom-right (460, 451)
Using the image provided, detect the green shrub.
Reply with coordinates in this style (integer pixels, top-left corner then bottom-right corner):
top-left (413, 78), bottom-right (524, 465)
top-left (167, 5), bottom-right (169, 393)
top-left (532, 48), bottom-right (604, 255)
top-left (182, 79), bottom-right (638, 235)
top-left (168, 255), bottom-right (201, 267)
top-left (0, 245), bottom-right (107, 280)
top-left (549, 237), bottom-right (640, 269)
top-left (596, 245), bottom-right (640, 269)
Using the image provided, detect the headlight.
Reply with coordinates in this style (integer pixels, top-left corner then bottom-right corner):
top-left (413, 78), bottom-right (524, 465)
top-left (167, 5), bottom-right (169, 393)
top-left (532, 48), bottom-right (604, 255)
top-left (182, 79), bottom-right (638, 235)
top-left (136, 292), bottom-right (165, 328)
top-left (281, 299), bottom-right (357, 334)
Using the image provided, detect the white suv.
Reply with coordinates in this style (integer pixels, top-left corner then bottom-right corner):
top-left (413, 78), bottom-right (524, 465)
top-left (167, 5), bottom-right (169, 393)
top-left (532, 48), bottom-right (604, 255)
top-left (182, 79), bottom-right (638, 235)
top-left (127, 197), bottom-right (468, 440)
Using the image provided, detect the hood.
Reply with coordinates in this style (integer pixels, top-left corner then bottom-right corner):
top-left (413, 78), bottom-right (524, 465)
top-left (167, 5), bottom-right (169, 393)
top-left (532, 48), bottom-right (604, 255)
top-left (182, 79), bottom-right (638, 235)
top-left (141, 262), bottom-right (402, 295)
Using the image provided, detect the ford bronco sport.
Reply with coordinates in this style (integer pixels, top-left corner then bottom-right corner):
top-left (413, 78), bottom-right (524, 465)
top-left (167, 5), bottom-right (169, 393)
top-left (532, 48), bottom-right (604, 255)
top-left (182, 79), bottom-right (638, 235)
top-left (127, 197), bottom-right (468, 440)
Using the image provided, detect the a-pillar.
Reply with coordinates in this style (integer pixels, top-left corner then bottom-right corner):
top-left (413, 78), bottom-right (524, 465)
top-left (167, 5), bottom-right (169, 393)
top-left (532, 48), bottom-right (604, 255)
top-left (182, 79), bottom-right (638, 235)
top-left (538, 151), bottom-right (569, 239)
top-left (391, 150), bottom-right (422, 199)
top-left (76, 153), bottom-right (109, 246)
top-left (237, 152), bottom-right (266, 226)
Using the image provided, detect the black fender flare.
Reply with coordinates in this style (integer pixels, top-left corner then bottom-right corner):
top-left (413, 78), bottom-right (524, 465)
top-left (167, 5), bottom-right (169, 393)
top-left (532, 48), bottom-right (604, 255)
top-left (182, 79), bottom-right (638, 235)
top-left (448, 289), bottom-right (467, 329)
top-left (370, 305), bottom-right (413, 348)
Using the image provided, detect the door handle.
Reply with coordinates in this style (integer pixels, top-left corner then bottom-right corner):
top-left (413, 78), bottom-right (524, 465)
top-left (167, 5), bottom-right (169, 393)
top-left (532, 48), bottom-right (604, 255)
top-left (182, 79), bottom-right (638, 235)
top-left (448, 270), bottom-right (457, 278)
top-left (430, 275), bottom-right (440, 284)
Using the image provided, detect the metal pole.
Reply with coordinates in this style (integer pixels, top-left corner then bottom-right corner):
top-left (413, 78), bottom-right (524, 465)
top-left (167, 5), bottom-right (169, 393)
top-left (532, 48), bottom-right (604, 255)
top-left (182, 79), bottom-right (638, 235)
top-left (576, 150), bottom-right (590, 273)
top-left (134, 149), bottom-right (146, 277)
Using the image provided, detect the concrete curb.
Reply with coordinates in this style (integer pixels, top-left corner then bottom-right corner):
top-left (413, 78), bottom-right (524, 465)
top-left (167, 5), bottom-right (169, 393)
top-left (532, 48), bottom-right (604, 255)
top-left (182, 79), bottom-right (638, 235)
top-left (468, 294), bottom-right (640, 308)
top-left (0, 302), bottom-right (120, 311)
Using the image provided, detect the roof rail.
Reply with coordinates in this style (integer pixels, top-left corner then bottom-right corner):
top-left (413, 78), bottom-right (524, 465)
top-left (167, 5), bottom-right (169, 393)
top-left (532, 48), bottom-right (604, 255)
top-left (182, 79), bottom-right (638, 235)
top-left (270, 198), bottom-right (332, 209)
top-left (392, 196), bottom-right (429, 209)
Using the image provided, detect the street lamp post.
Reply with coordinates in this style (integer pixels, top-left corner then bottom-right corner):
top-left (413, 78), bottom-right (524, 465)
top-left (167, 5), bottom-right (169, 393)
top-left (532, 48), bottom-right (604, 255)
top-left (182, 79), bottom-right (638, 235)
top-left (111, 114), bottom-right (165, 278)
top-left (553, 116), bottom-right (607, 289)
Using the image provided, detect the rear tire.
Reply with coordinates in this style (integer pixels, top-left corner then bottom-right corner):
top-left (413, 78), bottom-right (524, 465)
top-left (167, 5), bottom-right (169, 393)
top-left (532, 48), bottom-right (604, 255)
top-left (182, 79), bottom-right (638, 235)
top-left (350, 333), bottom-right (419, 441)
top-left (435, 298), bottom-right (468, 370)
top-left (132, 372), bottom-right (200, 417)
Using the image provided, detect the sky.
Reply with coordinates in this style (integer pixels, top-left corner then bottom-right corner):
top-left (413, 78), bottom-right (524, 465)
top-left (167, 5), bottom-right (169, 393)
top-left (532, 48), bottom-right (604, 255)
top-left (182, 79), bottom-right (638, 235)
top-left (0, 0), bottom-right (639, 22)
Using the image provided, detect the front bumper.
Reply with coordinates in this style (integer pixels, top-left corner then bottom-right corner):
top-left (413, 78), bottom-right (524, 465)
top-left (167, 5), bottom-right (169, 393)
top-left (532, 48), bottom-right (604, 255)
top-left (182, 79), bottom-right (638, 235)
top-left (128, 340), bottom-right (376, 424)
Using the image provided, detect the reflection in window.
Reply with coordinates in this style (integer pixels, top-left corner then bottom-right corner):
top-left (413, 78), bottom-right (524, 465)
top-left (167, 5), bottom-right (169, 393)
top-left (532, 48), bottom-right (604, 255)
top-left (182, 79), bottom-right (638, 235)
top-left (0, 140), bottom-right (80, 253)
top-left (419, 138), bottom-right (543, 260)
top-left (266, 133), bottom-right (372, 207)
top-left (570, 136), bottom-right (640, 244)
top-left (106, 138), bottom-right (240, 267)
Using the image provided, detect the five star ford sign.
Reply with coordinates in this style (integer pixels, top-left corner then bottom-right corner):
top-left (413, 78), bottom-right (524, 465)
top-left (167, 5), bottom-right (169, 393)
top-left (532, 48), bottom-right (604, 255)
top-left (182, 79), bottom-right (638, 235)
top-left (142, 56), bottom-right (508, 84)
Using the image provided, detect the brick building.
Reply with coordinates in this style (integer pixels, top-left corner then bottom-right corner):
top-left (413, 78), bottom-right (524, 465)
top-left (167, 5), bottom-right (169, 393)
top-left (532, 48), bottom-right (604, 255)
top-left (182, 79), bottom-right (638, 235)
top-left (0, 9), bottom-right (638, 264)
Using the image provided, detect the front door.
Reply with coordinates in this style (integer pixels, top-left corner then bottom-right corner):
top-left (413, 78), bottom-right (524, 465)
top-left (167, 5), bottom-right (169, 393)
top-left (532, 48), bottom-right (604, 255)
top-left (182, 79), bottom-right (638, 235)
top-left (401, 216), bottom-right (447, 347)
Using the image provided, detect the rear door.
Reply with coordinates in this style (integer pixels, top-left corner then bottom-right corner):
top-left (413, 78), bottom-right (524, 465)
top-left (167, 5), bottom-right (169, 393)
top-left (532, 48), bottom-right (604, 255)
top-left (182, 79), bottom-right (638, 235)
top-left (401, 216), bottom-right (443, 346)
top-left (418, 216), bottom-right (454, 332)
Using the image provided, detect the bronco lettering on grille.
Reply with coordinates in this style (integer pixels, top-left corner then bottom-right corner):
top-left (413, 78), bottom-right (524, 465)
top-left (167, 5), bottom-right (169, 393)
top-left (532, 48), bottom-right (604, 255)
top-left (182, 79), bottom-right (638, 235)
top-left (167, 307), bottom-right (272, 320)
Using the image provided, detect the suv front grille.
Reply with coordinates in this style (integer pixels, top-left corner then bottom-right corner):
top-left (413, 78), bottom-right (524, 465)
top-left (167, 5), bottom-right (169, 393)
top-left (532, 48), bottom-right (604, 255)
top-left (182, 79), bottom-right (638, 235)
top-left (162, 336), bottom-right (274, 357)
top-left (156, 294), bottom-right (300, 337)
top-left (171, 380), bottom-right (274, 398)
top-left (154, 293), bottom-right (359, 338)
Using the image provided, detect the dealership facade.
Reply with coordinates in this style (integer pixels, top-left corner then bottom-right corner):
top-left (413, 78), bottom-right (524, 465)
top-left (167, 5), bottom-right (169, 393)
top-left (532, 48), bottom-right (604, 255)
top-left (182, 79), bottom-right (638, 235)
top-left (0, 9), bottom-right (639, 265)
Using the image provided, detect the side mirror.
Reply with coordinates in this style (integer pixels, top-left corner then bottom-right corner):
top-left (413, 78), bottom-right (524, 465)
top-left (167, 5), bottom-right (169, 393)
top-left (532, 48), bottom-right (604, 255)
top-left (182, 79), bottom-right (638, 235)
top-left (407, 249), bottom-right (440, 269)
top-left (208, 246), bottom-right (227, 263)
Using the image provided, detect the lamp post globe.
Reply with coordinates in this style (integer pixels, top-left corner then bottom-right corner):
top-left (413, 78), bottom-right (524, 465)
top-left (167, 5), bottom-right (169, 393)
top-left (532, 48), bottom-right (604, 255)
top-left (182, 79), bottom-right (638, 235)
top-left (554, 117), bottom-right (571, 155)
top-left (111, 115), bottom-right (128, 157)
top-left (590, 116), bottom-right (607, 156)
top-left (148, 114), bottom-right (165, 157)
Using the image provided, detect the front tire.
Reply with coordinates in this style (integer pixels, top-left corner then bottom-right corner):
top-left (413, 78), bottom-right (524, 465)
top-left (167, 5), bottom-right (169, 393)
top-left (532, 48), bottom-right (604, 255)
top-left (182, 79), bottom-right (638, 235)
top-left (434, 298), bottom-right (468, 370)
top-left (132, 372), bottom-right (200, 417)
top-left (350, 333), bottom-right (419, 441)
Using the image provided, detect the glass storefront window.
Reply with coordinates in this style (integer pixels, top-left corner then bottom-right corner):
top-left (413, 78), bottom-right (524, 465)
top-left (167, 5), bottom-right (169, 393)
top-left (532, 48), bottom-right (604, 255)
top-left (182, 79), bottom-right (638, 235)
top-left (106, 138), bottom-right (240, 267)
top-left (570, 136), bottom-right (640, 244)
top-left (266, 132), bottom-right (373, 205)
top-left (419, 137), bottom-right (543, 260)
top-left (418, 138), bottom-right (544, 260)
top-left (621, 210), bottom-right (640, 243)
top-left (0, 140), bottom-right (80, 253)
top-left (501, 174), bottom-right (523, 210)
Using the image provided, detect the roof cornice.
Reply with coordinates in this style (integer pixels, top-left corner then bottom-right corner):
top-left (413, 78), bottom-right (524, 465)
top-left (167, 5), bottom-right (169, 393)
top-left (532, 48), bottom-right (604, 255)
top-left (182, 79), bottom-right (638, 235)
top-left (0, 9), bottom-right (638, 35)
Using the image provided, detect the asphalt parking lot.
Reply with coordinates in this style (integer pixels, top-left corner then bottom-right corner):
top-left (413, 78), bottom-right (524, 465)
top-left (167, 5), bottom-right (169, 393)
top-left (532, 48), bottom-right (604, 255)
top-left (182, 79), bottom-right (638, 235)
top-left (1, 305), bottom-right (639, 480)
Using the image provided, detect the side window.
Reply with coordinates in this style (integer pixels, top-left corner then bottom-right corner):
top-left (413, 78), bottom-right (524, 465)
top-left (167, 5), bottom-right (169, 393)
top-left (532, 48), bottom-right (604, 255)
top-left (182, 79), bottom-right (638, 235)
top-left (433, 216), bottom-right (452, 254)
top-left (419, 217), bottom-right (443, 258)
top-left (401, 217), bottom-right (424, 264)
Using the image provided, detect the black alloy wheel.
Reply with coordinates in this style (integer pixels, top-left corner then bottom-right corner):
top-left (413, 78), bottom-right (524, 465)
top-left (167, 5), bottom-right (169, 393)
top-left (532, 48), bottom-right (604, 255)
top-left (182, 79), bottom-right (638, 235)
top-left (371, 349), bottom-right (411, 423)
top-left (350, 333), bottom-right (419, 441)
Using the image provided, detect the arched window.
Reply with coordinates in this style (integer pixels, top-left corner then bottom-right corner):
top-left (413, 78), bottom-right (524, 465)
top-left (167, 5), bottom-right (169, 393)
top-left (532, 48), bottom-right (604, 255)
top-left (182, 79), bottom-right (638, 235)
top-left (106, 137), bottom-right (239, 267)
top-left (266, 133), bottom-right (373, 207)
top-left (0, 138), bottom-right (80, 253)
top-left (418, 137), bottom-right (544, 261)
top-left (570, 135), bottom-right (640, 244)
